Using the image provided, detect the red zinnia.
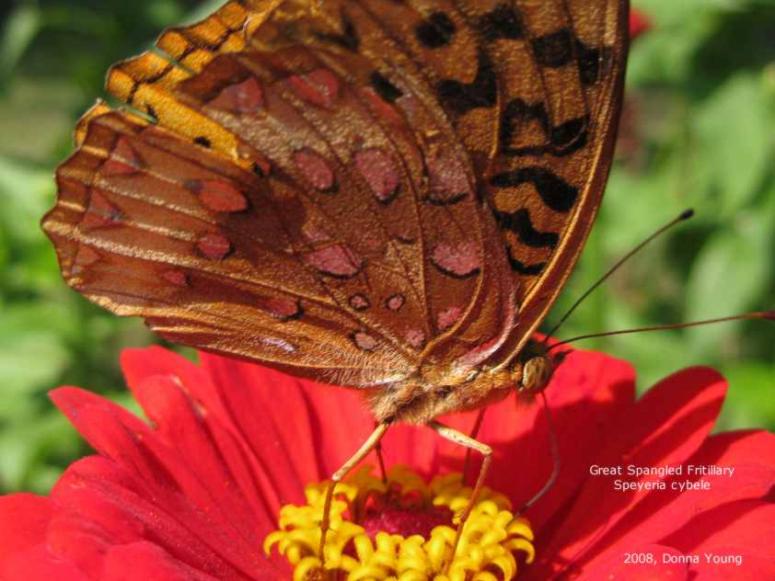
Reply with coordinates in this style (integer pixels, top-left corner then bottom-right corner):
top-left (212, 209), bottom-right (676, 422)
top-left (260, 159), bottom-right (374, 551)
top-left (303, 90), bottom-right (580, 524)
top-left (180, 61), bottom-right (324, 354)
top-left (0, 345), bottom-right (772, 579)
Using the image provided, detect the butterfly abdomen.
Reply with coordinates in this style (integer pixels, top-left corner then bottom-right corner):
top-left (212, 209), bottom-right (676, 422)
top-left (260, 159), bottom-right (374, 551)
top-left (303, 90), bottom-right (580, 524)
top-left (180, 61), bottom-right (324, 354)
top-left (369, 364), bottom-right (519, 424)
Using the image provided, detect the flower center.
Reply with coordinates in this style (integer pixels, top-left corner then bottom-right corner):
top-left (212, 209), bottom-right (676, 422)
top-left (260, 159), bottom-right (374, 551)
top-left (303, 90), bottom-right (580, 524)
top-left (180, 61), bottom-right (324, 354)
top-left (264, 466), bottom-right (535, 580)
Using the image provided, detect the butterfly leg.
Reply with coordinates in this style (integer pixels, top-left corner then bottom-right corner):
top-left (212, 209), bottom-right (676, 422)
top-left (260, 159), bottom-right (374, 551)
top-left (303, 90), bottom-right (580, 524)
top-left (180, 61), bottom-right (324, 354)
top-left (373, 423), bottom-right (388, 483)
top-left (462, 408), bottom-right (487, 486)
top-left (319, 422), bottom-right (390, 560)
top-left (428, 420), bottom-right (492, 568)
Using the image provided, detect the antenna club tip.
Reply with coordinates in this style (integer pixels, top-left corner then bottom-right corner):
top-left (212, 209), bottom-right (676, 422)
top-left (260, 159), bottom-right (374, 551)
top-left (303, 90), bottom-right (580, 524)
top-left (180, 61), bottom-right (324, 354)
top-left (679, 209), bottom-right (695, 220)
top-left (760, 311), bottom-right (775, 321)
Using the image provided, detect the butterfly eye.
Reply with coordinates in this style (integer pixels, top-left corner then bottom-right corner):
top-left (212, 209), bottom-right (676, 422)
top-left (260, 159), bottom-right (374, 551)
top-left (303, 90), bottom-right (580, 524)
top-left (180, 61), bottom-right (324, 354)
top-left (521, 356), bottom-right (553, 393)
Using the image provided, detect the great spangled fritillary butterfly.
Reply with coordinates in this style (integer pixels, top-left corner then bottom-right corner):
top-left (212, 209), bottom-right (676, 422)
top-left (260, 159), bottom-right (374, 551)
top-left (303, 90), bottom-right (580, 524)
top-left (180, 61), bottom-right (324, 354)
top-left (43, 0), bottom-right (629, 552)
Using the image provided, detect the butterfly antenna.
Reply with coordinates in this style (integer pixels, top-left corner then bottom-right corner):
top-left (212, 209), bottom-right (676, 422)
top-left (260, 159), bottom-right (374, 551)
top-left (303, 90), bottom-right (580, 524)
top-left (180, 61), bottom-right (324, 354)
top-left (544, 209), bottom-right (695, 342)
top-left (549, 311), bottom-right (775, 351)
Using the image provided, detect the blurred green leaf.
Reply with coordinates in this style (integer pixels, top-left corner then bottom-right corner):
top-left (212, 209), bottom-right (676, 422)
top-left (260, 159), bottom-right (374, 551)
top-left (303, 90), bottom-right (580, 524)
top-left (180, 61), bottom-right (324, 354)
top-left (0, 5), bottom-right (41, 83)
top-left (691, 73), bottom-right (774, 213)
top-left (0, 303), bottom-right (72, 396)
top-left (717, 362), bottom-right (775, 431)
top-left (685, 204), bottom-right (774, 352)
top-left (0, 155), bottom-right (52, 243)
top-left (0, 410), bottom-right (80, 492)
top-left (0, 78), bottom-right (82, 161)
top-left (628, 0), bottom-right (720, 83)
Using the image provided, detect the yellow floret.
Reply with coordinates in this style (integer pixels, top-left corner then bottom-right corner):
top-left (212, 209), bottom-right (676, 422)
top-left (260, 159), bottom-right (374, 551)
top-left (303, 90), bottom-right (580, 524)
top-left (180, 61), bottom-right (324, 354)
top-left (264, 466), bottom-right (535, 580)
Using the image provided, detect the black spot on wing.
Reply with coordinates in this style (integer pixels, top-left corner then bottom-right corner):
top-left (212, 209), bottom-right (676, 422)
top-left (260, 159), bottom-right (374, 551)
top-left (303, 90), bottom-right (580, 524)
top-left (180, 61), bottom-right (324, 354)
top-left (437, 52), bottom-right (497, 115)
top-left (532, 29), bottom-right (573, 68)
top-left (424, 192), bottom-right (468, 206)
top-left (494, 209), bottom-right (558, 249)
top-left (576, 40), bottom-right (614, 86)
top-left (491, 167), bottom-right (578, 213)
top-left (550, 117), bottom-right (589, 154)
top-left (370, 71), bottom-right (403, 103)
top-left (432, 261), bottom-right (481, 280)
top-left (317, 15), bottom-right (360, 52)
top-left (500, 98), bottom-right (588, 157)
top-left (478, 4), bottom-right (524, 41)
top-left (506, 248), bottom-right (546, 275)
top-left (416, 12), bottom-right (456, 48)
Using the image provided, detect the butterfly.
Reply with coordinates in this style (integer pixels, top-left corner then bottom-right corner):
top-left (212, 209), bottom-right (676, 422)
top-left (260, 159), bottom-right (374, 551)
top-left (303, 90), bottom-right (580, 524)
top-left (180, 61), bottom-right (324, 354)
top-left (43, 0), bottom-right (629, 556)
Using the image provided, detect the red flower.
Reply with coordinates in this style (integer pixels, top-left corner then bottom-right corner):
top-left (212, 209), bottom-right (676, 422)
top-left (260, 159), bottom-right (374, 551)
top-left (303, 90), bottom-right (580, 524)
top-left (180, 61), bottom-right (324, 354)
top-left (1, 346), bottom-right (773, 579)
top-left (629, 9), bottom-right (652, 41)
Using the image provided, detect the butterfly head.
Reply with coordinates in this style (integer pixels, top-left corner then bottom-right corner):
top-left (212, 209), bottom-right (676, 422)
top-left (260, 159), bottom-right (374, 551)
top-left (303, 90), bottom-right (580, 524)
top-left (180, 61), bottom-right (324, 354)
top-left (519, 355), bottom-right (554, 394)
top-left (515, 340), bottom-right (565, 395)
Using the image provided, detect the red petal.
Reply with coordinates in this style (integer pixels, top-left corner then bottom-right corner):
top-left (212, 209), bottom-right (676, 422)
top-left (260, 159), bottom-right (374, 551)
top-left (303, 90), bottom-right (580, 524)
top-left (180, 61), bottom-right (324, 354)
top-left (454, 349), bottom-right (635, 528)
top-left (573, 430), bottom-right (775, 575)
top-left (131, 374), bottom-right (277, 536)
top-left (50, 456), bottom-right (276, 579)
top-left (1, 544), bottom-right (86, 581)
top-left (50, 388), bottom-right (165, 483)
top-left (629, 10), bottom-right (652, 40)
top-left (199, 353), bottom-right (373, 486)
top-left (535, 367), bottom-right (727, 576)
top-left (577, 543), bottom-right (689, 580)
top-left (102, 542), bottom-right (216, 581)
top-left (0, 494), bottom-right (52, 562)
top-left (121, 347), bottom-right (230, 420)
top-left (666, 502), bottom-right (775, 578)
top-left (120, 346), bottom-right (200, 386)
top-left (48, 387), bottom-right (279, 578)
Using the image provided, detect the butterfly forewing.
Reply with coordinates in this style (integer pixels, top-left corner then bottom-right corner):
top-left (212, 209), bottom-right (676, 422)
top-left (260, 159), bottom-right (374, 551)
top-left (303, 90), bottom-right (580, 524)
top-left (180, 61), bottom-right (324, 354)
top-left (43, 0), bottom-right (628, 389)
top-left (272, 0), bottom-right (628, 369)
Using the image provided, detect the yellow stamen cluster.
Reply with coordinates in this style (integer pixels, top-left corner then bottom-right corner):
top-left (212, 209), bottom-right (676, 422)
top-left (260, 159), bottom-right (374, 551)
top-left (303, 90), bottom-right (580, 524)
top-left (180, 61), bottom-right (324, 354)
top-left (264, 466), bottom-right (535, 580)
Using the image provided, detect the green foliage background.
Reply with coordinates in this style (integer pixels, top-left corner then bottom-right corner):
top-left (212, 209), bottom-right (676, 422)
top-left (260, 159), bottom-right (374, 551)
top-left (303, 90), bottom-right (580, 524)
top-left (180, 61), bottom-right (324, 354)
top-left (0, 0), bottom-right (772, 494)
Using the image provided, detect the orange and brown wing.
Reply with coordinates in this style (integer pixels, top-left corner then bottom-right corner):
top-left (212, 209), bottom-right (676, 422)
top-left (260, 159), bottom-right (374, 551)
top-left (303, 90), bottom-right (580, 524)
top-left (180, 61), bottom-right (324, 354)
top-left (47, 107), bottom-right (418, 386)
top-left (44, 0), bottom-right (627, 386)
top-left (481, 0), bottom-right (629, 367)
top-left (43, 0), bottom-right (512, 386)
top-left (284, 0), bottom-right (628, 368)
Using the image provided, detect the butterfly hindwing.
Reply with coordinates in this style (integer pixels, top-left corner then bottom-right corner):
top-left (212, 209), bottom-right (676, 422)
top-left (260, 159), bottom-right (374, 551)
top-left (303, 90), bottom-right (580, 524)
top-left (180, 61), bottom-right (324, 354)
top-left (45, 0), bottom-right (506, 386)
top-left (48, 107), bottom-right (426, 386)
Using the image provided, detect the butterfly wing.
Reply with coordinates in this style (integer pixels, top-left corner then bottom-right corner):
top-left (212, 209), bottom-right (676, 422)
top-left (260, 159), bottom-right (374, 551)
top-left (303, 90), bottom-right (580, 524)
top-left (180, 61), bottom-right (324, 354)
top-left (48, 105), bottom-right (413, 386)
top-left (482, 0), bottom-right (630, 367)
top-left (44, 0), bottom-right (627, 387)
top-left (44, 0), bottom-right (512, 386)
top-left (286, 0), bottom-right (629, 369)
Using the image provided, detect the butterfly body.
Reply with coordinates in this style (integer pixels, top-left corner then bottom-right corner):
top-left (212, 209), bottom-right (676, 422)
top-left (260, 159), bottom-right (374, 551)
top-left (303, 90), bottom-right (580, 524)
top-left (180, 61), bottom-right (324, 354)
top-left (368, 335), bottom-right (559, 423)
top-left (43, 0), bottom-right (628, 422)
top-left (368, 356), bottom-right (514, 424)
